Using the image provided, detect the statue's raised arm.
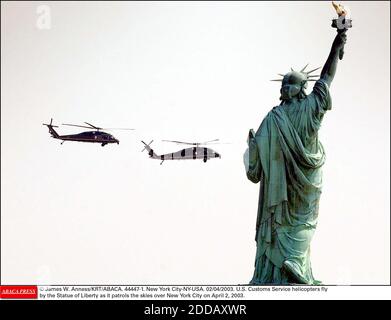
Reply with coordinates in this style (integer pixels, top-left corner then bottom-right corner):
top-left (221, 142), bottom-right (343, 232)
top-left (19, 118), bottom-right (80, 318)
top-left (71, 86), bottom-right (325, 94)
top-left (321, 1), bottom-right (351, 86)
top-left (320, 30), bottom-right (347, 87)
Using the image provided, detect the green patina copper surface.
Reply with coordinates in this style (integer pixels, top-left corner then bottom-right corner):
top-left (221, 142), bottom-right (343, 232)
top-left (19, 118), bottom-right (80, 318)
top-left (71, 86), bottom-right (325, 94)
top-left (246, 29), bottom-right (347, 285)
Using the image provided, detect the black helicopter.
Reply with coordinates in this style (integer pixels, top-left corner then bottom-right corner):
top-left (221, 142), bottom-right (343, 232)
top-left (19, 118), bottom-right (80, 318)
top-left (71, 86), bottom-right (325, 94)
top-left (43, 118), bottom-right (133, 146)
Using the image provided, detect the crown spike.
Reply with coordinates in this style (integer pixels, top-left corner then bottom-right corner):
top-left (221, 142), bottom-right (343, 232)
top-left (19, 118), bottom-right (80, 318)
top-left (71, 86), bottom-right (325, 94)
top-left (307, 66), bottom-right (321, 74)
top-left (270, 79), bottom-right (283, 82)
top-left (301, 64), bottom-right (309, 72)
top-left (278, 73), bottom-right (285, 77)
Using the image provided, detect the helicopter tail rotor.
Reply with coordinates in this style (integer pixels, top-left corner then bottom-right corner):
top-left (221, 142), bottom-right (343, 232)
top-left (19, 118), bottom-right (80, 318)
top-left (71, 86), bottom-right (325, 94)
top-left (141, 140), bottom-right (154, 152)
top-left (141, 140), bottom-right (158, 158)
top-left (42, 118), bottom-right (59, 128)
top-left (43, 118), bottom-right (60, 138)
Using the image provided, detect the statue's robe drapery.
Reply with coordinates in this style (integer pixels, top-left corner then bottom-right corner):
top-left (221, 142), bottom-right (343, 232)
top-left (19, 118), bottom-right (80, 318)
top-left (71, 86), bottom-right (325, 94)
top-left (246, 79), bottom-right (331, 284)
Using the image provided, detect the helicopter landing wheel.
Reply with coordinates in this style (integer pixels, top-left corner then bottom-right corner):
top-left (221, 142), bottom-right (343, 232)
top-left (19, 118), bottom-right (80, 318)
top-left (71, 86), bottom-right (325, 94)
top-left (203, 158), bottom-right (207, 163)
top-left (101, 143), bottom-right (107, 147)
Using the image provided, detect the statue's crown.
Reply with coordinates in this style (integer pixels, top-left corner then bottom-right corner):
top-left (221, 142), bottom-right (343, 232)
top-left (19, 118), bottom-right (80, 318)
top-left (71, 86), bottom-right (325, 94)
top-left (271, 64), bottom-right (321, 84)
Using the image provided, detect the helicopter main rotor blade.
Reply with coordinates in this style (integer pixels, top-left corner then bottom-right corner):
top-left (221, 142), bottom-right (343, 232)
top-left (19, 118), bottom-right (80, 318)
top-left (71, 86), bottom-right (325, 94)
top-left (62, 123), bottom-right (95, 129)
top-left (84, 122), bottom-right (102, 130)
top-left (162, 140), bottom-right (195, 145)
top-left (199, 139), bottom-right (220, 145)
top-left (162, 139), bottom-right (220, 146)
top-left (104, 128), bottom-right (135, 131)
top-left (62, 122), bottom-right (134, 131)
top-left (201, 142), bottom-right (231, 145)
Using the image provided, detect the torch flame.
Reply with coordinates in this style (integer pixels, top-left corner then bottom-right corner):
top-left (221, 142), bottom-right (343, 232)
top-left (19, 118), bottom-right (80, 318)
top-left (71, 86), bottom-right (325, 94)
top-left (332, 1), bottom-right (347, 17)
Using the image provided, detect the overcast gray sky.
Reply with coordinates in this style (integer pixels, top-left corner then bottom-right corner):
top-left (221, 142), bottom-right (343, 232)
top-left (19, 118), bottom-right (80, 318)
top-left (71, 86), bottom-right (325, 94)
top-left (1, 1), bottom-right (390, 285)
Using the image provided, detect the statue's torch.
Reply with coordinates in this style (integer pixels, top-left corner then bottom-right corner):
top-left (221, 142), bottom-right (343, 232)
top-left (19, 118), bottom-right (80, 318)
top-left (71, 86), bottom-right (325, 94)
top-left (331, 1), bottom-right (352, 60)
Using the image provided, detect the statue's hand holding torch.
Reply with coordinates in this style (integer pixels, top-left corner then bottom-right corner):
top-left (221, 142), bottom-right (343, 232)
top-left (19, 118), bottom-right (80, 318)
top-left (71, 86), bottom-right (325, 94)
top-left (331, 1), bottom-right (352, 60)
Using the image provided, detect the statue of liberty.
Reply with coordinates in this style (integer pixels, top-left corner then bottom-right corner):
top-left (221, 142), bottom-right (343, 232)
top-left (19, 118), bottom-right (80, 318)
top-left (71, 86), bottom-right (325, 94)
top-left (244, 8), bottom-right (349, 284)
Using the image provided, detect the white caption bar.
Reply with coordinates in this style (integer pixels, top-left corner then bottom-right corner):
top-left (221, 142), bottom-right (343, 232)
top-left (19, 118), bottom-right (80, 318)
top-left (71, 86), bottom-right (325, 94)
top-left (36, 285), bottom-right (391, 300)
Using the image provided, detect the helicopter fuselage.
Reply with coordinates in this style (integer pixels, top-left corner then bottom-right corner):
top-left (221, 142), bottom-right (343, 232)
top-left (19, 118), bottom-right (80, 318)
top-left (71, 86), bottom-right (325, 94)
top-left (43, 119), bottom-right (122, 146)
top-left (142, 142), bottom-right (221, 164)
top-left (47, 125), bottom-right (119, 146)
top-left (58, 131), bottom-right (119, 144)
top-left (159, 146), bottom-right (221, 162)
